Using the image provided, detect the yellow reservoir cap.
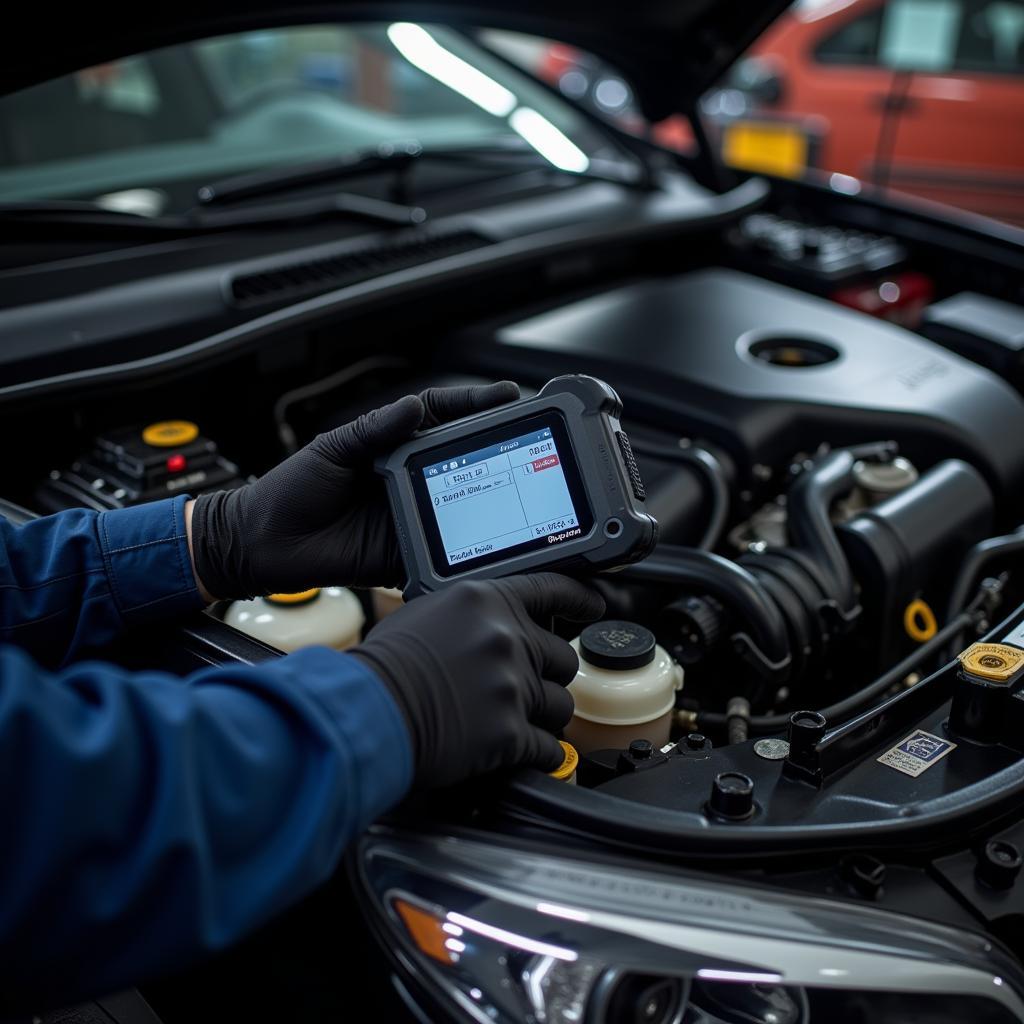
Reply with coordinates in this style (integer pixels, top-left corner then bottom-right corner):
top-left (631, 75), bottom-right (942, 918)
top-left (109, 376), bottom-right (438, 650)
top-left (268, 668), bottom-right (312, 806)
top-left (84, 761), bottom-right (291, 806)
top-left (265, 589), bottom-right (321, 606)
top-left (142, 420), bottom-right (199, 447)
top-left (959, 642), bottom-right (1024, 683)
top-left (549, 740), bottom-right (579, 781)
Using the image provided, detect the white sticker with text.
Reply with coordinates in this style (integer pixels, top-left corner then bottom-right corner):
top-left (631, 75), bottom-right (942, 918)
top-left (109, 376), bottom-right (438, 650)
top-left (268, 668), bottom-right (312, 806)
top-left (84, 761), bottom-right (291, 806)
top-left (877, 729), bottom-right (956, 778)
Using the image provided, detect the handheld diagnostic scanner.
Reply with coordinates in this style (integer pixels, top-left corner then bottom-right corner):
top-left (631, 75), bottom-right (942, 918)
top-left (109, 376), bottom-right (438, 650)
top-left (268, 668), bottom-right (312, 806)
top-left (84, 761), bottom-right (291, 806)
top-left (377, 375), bottom-right (658, 597)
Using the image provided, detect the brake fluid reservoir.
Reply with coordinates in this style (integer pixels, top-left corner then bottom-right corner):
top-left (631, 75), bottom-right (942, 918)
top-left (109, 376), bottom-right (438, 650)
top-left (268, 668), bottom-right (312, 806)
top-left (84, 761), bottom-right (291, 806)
top-left (564, 621), bottom-right (683, 755)
top-left (224, 588), bottom-right (365, 652)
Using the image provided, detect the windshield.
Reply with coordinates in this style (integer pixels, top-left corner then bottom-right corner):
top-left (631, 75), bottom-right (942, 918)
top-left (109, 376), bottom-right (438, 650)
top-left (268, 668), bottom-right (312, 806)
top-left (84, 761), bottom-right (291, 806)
top-left (0, 23), bottom-right (623, 215)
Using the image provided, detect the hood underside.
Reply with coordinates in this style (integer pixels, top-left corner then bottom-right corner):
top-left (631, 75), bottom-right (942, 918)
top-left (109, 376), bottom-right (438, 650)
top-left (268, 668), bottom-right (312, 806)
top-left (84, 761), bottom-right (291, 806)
top-left (2, 0), bottom-right (791, 122)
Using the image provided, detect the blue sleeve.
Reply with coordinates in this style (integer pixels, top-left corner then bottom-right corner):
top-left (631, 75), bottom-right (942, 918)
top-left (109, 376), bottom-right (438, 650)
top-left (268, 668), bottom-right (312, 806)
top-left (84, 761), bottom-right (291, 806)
top-left (0, 643), bottom-right (413, 1008)
top-left (0, 495), bottom-right (203, 666)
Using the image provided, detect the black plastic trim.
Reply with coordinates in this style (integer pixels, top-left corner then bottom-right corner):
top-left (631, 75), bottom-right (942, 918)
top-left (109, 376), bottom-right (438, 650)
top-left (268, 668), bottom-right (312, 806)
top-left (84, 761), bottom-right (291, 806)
top-left (497, 604), bottom-right (1024, 860)
top-left (0, 178), bottom-right (769, 407)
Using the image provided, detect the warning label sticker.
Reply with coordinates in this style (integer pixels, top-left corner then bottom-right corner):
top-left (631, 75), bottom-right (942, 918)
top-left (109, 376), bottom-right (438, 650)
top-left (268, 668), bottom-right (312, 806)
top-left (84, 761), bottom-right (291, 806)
top-left (877, 729), bottom-right (957, 778)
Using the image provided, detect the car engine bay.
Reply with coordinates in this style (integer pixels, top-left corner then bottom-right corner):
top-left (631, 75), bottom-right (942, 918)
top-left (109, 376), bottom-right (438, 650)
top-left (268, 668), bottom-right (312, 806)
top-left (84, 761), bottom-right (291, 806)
top-left (7, 172), bottom-right (1024, 982)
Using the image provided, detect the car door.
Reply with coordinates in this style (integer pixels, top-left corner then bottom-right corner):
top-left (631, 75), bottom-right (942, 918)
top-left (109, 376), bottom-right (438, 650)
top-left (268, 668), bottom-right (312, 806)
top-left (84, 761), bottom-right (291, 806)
top-left (878, 0), bottom-right (1024, 225)
top-left (761, 0), bottom-right (896, 181)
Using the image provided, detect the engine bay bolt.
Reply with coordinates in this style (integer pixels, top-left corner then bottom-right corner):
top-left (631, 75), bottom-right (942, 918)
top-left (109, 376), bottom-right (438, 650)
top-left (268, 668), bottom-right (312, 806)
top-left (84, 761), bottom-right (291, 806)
top-left (840, 854), bottom-right (887, 899)
top-left (708, 771), bottom-right (755, 820)
top-left (685, 732), bottom-right (707, 750)
top-left (976, 840), bottom-right (1023, 890)
top-left (629, 739), bottom-right (654, 760)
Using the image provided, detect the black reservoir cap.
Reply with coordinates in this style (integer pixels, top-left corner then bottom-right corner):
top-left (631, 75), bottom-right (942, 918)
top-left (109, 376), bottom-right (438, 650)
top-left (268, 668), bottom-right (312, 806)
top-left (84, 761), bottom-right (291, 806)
top-left (580, 620), bottom-right (656, 671)
top-left (950, 642), bottom-right (1024, 744)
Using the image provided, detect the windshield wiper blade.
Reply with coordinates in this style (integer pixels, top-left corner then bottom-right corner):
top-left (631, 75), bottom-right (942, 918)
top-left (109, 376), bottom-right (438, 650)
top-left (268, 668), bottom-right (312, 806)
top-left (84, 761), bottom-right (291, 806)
top-left (197, 142), bottom-right (431, 207)
top-left (0, 201), bottom-right (178, 237)
top-left (196, 139), bottom-right (642, 208)
top-left (195, 191), bottom-right (426, 228)
top-left (0, 191), bottom-right (427, 237)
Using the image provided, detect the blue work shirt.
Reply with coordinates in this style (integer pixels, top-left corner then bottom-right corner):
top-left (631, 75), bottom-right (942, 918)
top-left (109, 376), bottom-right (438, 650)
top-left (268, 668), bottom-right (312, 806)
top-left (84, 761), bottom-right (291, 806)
top-left (0, 495), bottom-right (412, 1009)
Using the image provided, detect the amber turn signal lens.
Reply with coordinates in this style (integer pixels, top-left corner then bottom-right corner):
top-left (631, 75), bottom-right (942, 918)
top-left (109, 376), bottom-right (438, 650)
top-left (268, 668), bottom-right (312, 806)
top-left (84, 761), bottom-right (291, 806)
top-left (393, 898), bottom-right (456, 964)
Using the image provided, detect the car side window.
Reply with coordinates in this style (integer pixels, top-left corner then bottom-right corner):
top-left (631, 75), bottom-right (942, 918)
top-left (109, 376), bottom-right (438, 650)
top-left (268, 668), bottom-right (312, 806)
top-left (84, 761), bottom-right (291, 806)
top-left (814, 7), bottom-right (884, 64)
top-left (813, 0), bottom-right (1024, 73)
top-left (955, 0), bottom-right (1024, 73)
top-left (871, 0), bottom-right (1024, 74)
top-left (878, 0), bottom-right (962, 71)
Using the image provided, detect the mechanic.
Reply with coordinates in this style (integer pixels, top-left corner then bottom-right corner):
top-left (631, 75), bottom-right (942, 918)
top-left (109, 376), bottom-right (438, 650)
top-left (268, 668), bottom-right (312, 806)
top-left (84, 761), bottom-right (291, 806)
top-left (0, 382), bottom-right (603, 1011)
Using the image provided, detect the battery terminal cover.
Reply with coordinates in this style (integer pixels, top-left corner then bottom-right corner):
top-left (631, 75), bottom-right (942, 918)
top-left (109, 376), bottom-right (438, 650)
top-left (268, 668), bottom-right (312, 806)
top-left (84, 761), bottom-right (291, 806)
top-left (958, 642), bottom-right (1024, 683)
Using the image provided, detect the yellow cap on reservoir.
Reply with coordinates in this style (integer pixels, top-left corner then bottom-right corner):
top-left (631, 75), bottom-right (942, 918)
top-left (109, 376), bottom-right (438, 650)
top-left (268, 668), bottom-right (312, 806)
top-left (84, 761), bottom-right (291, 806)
top-left (142, 420), bottom-right (199, 447)
top-left (959, 642), bottom-right (1024, 683)
top-left (549, 740), bottom-right (579, 781)
top-left (265, 589), bottom-right (321, 606)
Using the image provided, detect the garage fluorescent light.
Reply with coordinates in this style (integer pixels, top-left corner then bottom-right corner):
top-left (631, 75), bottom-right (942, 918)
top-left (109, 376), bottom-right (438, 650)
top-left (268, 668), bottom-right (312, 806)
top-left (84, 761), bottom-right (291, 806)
top-left (387, 23), bottom-right (517, 117)
top-left (387, 23), bottom-right (591, 175)
top-left (509, 107), bottom-right (590, 173)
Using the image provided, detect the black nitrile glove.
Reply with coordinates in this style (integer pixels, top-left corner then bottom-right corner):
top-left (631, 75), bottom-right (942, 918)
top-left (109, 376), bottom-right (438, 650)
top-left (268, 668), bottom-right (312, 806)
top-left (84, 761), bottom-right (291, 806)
top-left (350, 574), bottom-right (605, 788)
top-left (190, 382), bottom-right (519, 599)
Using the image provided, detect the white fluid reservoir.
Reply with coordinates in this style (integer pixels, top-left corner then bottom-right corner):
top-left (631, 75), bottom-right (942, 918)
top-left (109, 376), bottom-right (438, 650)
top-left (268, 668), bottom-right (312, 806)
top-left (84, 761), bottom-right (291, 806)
top-left (564, 620), bottom-right (683, 754)
top-left (224, 588), bottom-right (365, 653)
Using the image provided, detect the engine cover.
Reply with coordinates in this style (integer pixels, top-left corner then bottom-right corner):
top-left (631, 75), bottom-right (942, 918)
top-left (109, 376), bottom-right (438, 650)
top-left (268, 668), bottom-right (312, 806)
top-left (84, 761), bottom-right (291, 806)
top-left (462, 269), bottom-right (1024, 506)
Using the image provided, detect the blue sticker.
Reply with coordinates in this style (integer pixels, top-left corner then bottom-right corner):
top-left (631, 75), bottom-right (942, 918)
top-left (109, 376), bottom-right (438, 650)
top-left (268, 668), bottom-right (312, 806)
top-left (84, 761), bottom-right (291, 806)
top-left (897, 733), bottom-right (953, 761)
top-left (878, 729), bottom-right (957, 777)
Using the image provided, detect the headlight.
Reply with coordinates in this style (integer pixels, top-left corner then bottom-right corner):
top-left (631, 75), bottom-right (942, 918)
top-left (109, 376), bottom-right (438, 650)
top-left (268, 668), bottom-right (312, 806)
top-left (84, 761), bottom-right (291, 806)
top-left (354, 827), bottom-right (1024, 1024)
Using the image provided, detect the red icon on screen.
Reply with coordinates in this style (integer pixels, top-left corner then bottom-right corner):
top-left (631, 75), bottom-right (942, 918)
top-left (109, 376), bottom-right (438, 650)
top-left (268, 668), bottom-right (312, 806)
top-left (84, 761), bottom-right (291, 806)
top-left (531, 455), bottom-right (559, 473)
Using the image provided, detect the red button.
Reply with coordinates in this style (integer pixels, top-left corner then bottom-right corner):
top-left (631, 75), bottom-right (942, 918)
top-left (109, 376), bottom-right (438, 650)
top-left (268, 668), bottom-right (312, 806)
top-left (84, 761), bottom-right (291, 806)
top-left (166, 454), bottom-right (186, 474)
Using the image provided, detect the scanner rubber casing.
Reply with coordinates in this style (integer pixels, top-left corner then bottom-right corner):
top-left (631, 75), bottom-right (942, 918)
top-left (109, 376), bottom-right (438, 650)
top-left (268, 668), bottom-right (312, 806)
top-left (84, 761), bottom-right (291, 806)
top-left (376, 375), bottom-right (658, 598)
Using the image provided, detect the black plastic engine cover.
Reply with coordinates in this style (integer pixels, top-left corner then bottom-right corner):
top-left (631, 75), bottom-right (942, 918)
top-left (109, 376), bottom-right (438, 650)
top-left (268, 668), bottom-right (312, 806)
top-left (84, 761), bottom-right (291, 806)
top-left (459, 269), bottom-right (1024, 508)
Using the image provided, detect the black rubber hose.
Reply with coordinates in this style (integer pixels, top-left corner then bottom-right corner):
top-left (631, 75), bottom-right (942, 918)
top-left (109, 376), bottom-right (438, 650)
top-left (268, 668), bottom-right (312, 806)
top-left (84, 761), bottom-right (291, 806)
top-left (629, 441), bottom-right (729, 550)
top-left (698, 605), bottom-right (977, 736)
top-left (946, 528), bottom-right (1024, 625)
top-left (619, 544), bottom-right (790, 668)
top-left (783, 448), bottom-right (863, 617)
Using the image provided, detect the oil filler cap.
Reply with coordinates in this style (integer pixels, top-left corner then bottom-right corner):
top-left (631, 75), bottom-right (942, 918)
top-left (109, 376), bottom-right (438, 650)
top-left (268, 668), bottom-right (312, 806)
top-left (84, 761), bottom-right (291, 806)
top-left (580, 621), bottom-right (656, 671)
top-left (959, 643), bottom-right (1024, 683)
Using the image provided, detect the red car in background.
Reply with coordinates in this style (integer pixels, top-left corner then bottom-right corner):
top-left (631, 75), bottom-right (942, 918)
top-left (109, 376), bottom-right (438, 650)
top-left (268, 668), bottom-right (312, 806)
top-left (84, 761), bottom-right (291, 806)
top-left (533, 0), bottom-right (1024, 226)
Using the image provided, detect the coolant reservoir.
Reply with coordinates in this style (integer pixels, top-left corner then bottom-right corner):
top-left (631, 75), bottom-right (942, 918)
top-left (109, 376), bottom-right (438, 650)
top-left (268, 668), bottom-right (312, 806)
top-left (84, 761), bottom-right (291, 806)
top-left (564, 621), bottom-right (683, 754)
top-left (225, 588), bottom-right (365, 652)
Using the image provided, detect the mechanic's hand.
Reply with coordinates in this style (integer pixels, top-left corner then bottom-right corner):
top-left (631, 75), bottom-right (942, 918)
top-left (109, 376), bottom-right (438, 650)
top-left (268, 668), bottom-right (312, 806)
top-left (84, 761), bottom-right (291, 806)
top-left (188, 382), bottom-right (519, 599)
top-left (350, 574), bottom-right (605, 788)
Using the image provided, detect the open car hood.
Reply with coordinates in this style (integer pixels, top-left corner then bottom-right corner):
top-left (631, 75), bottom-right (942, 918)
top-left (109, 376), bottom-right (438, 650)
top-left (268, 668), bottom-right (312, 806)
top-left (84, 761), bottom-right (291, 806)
top-left (2, 0), bottom-right (791, 121)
